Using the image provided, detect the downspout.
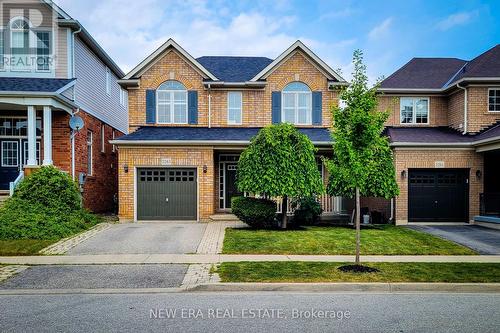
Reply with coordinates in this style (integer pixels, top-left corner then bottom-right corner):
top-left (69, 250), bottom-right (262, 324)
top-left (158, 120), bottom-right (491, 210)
top-left (390, 198), bottom-right (394, 223)
top-left (457, 83), bottom-right (468, 134)
top-left (71, 26), bottom-right (82, 180)
top-left (208, 84), bottom-right (212, 128)
top-left (71, 108), bottom-right (81, 181)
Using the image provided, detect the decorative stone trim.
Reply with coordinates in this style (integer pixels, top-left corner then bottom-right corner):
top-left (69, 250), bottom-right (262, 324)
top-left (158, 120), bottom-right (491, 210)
top-left (0, 265), bottom-right (29, 282)
top-left (39, 223), bottom-right (111, 255)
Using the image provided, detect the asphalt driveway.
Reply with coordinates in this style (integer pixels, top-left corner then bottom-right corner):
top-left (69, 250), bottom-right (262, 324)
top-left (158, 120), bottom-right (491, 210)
top-left (68, 222), bottom-right (207, 255)
top-left (407, 225), bottom-right (500, 254)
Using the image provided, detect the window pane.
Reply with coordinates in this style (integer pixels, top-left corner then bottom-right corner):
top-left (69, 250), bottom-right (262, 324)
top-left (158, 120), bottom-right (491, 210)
top-left (158, 80), bottom-right (185, 90)
top-left (283, 108), bottom-right (295, 123)
top-left (283, 93), bottom-right (295, 108)
top-left (415, 99), bottom-right (428, 123)
top-left (0, 31), bottom-right (4, 70)
top-left (173, 104), bottom-right (186, 123)
top-left (283, 82), bottom-right (310, 92)
top-left (400, 98), bottom-right (414, 124)
top-left (157, 91), bottom-right (169, 102)
top-left (228, 92), bottom-right (242, 124)
top-left (173, 92), bottom-right (185, 103)
top-left (157, 104), bottom-right (171, 123)
top-left (36, 32), bottom-right (50, 71)
top-left (2, 141), bottom-right (18, 167)
top-left (297, 108), bottom-right (310, 124)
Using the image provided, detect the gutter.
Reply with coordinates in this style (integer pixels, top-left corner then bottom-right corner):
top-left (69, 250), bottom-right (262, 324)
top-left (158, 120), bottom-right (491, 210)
top-left (202, 81), bottom-right (267, 88)
top-left (109, 140), bottom-right (332, 147)
top-left (208, 83), bottom-right (212, 128)
top-left (456, 83), bottom-right (468, 134)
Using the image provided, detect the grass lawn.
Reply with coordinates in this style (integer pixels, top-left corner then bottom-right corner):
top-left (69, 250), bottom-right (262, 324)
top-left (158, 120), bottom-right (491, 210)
top-left (222, 225), bottom-right (476, 255)
top-left (216, 262), bottom-right (500, 283)
top-left (0, 239), bottom-right (57, 256)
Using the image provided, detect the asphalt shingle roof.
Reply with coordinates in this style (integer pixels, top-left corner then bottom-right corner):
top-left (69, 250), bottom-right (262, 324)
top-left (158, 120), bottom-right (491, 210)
top-left (385, 127), bottom-right (473, 143)
top-left (196, 56), bottom-right (273, 82)
top-left (0, 78), bottom-right (75, 93)
top-left (380, 58), bottom-right (467, 89)
top-left (448, 45), bottom-right (500, 85)
top-left (118, 126), bottom-right (332, 143)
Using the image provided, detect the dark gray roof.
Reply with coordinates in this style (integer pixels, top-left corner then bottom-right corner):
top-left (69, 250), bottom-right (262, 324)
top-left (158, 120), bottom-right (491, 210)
top-left (386, 127), bottom-right (474, 143)
top-left (448, 44), bottom-right (500, 85)
top-left (380, 58), bottom-right (467, 89)
top-left (0, 78), bottom-right (75, 93)
top-left (117, 126), bottom-right (332, 143)
top-left (196, 56), bottom-right (273, 82)
top-left (476, 122), bottom-right (500, 141)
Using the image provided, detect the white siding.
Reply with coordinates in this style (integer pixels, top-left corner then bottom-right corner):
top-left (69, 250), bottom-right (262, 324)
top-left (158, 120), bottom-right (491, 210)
top-left (74, 37), bottom-right (128, 133)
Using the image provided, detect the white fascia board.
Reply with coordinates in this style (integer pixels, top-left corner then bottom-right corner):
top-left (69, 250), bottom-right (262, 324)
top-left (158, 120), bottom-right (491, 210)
top-left (123, 39), bottom-right (218, 81)
top-left (379, 77), bottom-right (500, 93)
top-left (0, 94), bottom-right (75, 113)
top-left (55, 79), bottom-right (77, 94)
top-left (203, 81), bottom-right (267, 88)
top-left (250, 40), bottom-right (347, 83)
top-left (110, 140), bottom-right (332, 146)
top-left (390, 142), bottom-right (473, 148)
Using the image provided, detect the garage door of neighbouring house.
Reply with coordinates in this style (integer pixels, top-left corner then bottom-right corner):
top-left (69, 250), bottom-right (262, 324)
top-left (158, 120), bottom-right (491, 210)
top-left (408, 169), bottom-right (469, 222)
top-left (137, 168), bottom-right (197, 221)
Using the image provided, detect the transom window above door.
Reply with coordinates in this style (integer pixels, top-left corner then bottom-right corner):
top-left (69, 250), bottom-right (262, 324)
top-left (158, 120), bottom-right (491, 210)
top-left (282, 82), bottom-right (312, 125)
top-left (400, 97), bottom-right (429, 124)
top-left (156, 80), bottom-right (188, 124)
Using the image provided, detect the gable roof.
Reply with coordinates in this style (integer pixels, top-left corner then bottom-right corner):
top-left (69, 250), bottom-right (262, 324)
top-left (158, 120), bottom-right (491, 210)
top-left (250, 40), bottom-right (347, 83)
top-left (123, 39), bottom-right (218, 80)
top-left (380, 58), bottom-right (467, 90)
top-left (379, 44), bottom-right (500, 92)
top-left (196, 56), bottom-right (273, 82)
top-left (0, 78), bottom-right (75, 93)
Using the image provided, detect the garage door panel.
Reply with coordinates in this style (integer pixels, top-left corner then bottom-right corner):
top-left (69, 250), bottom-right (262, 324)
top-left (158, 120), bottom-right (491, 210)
top-left (137, 168), bottom-right (197, 221)
top-left (408, 169), bottom-right (468, 222)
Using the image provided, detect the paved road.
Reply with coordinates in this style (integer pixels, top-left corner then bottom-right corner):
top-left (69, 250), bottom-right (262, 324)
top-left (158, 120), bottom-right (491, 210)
top-left (68, 222), bottom-right (207, 255)
top-left (407, 225), bottom-right (500, 254)
top-left (0, 292), bottom-right (498, 332)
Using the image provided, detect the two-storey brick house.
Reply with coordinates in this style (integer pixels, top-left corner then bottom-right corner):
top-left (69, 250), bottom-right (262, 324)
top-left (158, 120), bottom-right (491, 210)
top-left (377, 45), bottom-right (500, 225)
top-left (114, 39), bottom-right (349, 222)
top-left (0, 0), bottom-right (128, 212)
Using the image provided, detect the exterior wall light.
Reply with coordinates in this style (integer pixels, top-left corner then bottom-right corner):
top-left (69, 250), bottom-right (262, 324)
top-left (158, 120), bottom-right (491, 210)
top-left (476, 170), bottom-right (482, 179)
top-left (123, 164), bottom-right (129, 173)
top-left (401, 170), bottom-right (407, 179)
top-left (203, 165), bottom-right (208, 174)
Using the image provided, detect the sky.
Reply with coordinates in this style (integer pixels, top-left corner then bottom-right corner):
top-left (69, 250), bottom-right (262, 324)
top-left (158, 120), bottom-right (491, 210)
top-left (55, 0), bottom-right (499, 83)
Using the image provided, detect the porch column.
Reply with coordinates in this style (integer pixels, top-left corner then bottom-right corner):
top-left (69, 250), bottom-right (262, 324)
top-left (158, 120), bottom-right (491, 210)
top-left (26, 105), bottom-right (37, 166)
top-left (42, 106), bottom-right (53, 165)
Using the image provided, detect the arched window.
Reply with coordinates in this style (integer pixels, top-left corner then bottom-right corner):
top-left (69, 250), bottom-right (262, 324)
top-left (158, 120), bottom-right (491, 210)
top-left (282, 82), bottom-right (312, 125)
top-left (156, 80), bottom-right (188, 124)
top-left (10, 18), bottom-right (30, 71)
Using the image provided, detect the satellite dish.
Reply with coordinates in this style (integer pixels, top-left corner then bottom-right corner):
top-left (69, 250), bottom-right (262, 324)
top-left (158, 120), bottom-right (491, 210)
top-left (69, 115), bottom-right (84, 132)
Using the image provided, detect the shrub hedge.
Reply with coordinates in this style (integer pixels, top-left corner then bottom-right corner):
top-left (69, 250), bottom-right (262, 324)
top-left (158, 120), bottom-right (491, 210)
top-left (292, 196), bottom-right (323, 226)
top-left (231, 196), bottom-right (278, 229)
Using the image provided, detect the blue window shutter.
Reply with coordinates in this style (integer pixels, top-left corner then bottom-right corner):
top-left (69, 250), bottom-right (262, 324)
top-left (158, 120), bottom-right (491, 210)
top-left (271, 91), bottom-right (281, 124)
top-left (188, 91), bottom-right (198, 124)
top-left (312, 91), bottom-right (322, 125)
top-left (145, 89), bottom-right (156, 124)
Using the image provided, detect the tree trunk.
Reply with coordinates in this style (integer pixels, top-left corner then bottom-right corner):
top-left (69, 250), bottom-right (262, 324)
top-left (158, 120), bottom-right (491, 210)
top-left (281, 195), bottom-right (288, 229)
top-left (355, 187), bottom-right (361, 265)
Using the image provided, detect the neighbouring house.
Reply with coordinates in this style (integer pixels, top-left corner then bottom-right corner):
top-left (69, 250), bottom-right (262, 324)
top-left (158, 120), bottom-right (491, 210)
top-left (375, 44), bottom-right (500, 226)
top-left (114, 39), bottom-right (350, 222)
top-left (0, 0), bottom-right (127, 212)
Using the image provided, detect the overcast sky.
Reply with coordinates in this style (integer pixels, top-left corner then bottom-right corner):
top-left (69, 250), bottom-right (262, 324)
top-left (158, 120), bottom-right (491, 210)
top-left (55, 0), bottom-right (499, 82)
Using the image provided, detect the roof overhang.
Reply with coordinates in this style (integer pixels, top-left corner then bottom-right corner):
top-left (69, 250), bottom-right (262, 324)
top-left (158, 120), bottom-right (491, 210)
top-left (203, 81), bottom-right (267, 89)
top-left (379, 77), bottom-right (500, 94)
top-left (110, 139), bottom-right (332, 147)
top-left (123, 39), bottom-right (218, 81)
top-left (0, 92), bottom-right (77, 113)
top-left (250, 40), bottom-right (347, 83)
top-left (117, 79), bottom-right (140, 88)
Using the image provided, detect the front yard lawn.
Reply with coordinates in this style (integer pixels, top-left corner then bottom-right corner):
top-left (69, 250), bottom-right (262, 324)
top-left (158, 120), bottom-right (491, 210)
top-left (216, 262), bottom-right (500, 283)
top-left (0, 239), bottom-right (56, 256)
top-left (222, 225), bottom-right (476, 255)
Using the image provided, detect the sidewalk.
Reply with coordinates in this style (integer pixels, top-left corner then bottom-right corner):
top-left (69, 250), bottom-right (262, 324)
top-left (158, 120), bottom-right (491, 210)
top-left (1, 254), bottom-right (500, 265)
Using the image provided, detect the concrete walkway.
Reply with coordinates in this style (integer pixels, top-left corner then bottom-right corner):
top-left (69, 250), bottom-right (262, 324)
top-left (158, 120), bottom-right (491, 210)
top-left (1, 254), bottom-right (500, 265)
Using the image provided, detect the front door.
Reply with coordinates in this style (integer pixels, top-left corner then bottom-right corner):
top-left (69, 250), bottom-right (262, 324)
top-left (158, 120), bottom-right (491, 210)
top-left (224, 163), bottom-right (241, 209)
top-left (0, 140), bottom-right (20, 189)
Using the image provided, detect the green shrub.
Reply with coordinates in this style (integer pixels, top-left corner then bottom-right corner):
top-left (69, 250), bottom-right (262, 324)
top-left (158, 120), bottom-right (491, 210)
top-left (292, 197), bottom-right (323, 226)
top-left (0, 166), bottom-right (100, 240)
top-left (231, 196), bottom-right (278, 229)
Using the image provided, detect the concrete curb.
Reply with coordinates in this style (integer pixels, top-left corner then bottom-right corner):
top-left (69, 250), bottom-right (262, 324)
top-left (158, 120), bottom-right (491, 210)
top-left (0, 287), bottom-right (185, 295)
top-left (186, 282), bottom-right (500, 293)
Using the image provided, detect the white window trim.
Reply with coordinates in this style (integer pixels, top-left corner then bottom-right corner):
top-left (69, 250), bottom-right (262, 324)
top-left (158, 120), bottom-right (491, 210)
top-left (105, 67), bottom-right (111, 96)
top-left (227, 91), bottom-right (243, 125)
top-left (87, 131), bottom-right (93, 176)
top-left (281, 90), bottom-right (312, 125)
top-left (120, 88), bottom-right (127, 107)
top-left (34, 30), bottom-right (52, 73)
top-left (9, 17), bottom-right (32, 73)
top-left (100, 124), bottom-right (105, 153)
top-left (487, 87), bottom-right (500, 113)
top-left (1, 140), bottom-right (18, 167)
top-left (156, 90), bottom-right (188, 125)
top-left (112, 130), bottom-right (116, 152)
top-left (399, 97), bottom-right (430, 125)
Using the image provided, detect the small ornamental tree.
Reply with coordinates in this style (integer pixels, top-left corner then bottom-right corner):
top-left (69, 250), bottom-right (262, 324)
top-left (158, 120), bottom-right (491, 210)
top-left (237, 123), bottom-right (324, 228)
top-left (325, 50), bottom-right (399, 266)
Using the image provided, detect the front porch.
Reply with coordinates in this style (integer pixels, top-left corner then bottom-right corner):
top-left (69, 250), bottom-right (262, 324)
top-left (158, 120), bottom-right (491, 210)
top-left (475, 150), bottom-right (500, 228)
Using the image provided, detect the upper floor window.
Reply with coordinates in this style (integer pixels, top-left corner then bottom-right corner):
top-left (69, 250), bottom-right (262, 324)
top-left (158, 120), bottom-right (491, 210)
top-left (227, 91), bottom-right (242, 125)
top-left (105, 67), bottom-right (111, 96)
top-left (488, 88), bottom-right (500, 112)
top-left (400, 97), bottom-right (429, 124)
top-left (100, 124), bottom-right (106, 153)
top-left (0, 29), bottom-right (4, 70)
top-left (87, 130), bottom-right (93, 176)
top-left (10, 18), bottom-right (30, 72)
top-left (156, 80), bottom-right (187, 124)
top-left (282, 82), bottom-right (312, 125)
top-left (120, 88), bottom-right (127, 107)
top-left (36, 31), bottom-right (50, 72)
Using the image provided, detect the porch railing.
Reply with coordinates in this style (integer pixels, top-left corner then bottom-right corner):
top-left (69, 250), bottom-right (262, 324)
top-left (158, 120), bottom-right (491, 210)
top-left (9, 171), bottom-right (24, 196)
top-left (480, 192), bottom-right (500, 217)
top-left (275, 195), bottom-right (344, 215)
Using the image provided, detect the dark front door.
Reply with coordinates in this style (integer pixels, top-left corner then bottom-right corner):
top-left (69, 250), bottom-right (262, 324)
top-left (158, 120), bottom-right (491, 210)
top-left (225, 163), bottom-right (241, 209)
top-left (137, 168), bottom-right (197, 221)
top-left (0, 140), bottom-right (20, 190)
top-left (408, 169), bottom-right (469, 222)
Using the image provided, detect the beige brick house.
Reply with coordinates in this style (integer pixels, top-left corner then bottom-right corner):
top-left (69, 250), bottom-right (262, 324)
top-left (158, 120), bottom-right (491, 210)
top-left (377, 44), bottom-right (500, 225)
top-left (114, 39), bottom-right (348, 222)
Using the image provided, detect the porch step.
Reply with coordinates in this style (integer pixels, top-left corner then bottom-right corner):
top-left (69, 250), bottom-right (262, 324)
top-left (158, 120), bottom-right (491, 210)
top-left (209, 214), bottom-right (240, 221)
top-left (473, 216), bottom-right (500, 230)
top-left (0, 192), bottom-right (9, 207)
